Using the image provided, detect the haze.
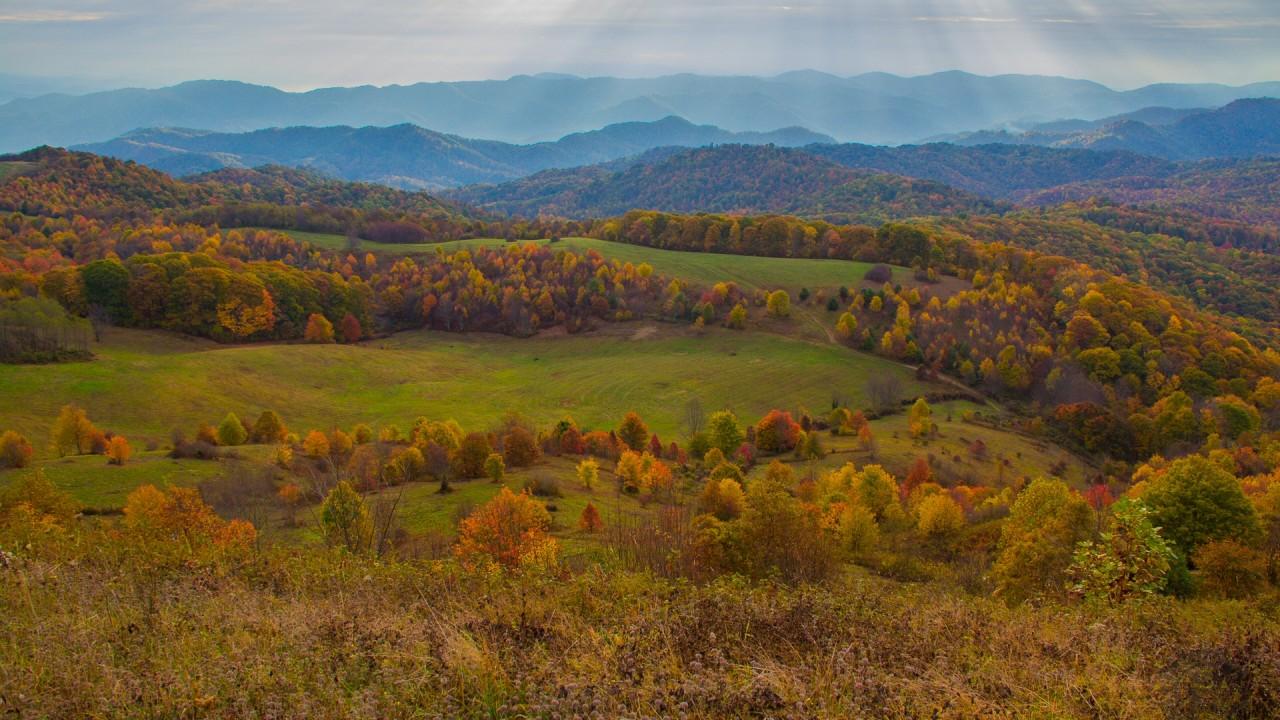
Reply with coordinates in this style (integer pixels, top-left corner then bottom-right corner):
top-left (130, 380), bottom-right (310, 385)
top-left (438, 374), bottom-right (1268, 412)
top-left (2, 0), bottom-right (1278, 90)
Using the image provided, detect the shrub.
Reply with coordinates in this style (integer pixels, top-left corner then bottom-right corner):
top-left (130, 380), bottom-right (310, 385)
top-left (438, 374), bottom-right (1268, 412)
top-left (217, 413), bottom-right (248, 446)
top-left (865, 264), bottom-right (893, 283)
top-left (0, 431), bottom-right (33, 468)
top-left (1194, 539), bottom-right (1267, 599)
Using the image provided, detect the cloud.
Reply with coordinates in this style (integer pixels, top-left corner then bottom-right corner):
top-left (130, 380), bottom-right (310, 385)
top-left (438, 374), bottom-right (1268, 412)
top-left (0, 10), bottom-right (107, 23)
top-left (913, 16), bottom-right (1018, 24)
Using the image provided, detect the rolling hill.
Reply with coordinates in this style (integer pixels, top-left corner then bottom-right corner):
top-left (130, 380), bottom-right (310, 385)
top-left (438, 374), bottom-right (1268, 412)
top-left (447, 144), bottom-right (1006, 222)
top-left (1019, 157), bottom-right (1280, 227)
top-left (71, 117), bottom-right (834, 189)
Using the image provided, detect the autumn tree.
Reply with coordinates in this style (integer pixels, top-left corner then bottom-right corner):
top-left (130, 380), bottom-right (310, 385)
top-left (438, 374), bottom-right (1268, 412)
top-left (706, 410), bottom-right (744, 456)
top-left (320, 481), bottom-right (372, 553)
top-left (726, 303), bottom-right (747, 329)
top-left (991, 479), bottom-right (1094, 605)
top-left (617, 412), bottom-right (650, 452)
top-left (328, 429), bottom-right (354, 457)
top-left (908, 397), bottom-right (932, 440)
top-left (0, 431), bottom-right (33, 468)
top-left (250, 410), bottom-right (287, 444)
top-left (217, 413), bottom-right (248, 446)
top-left (303, 430), bottom-right (330, 458)
top-left (576, 458), bottom-right (599, 489)
top-left (455, 487), bottom-right (556, 569)
top-left (106, 436), bottom-right (131, 465)
top-left (339, 312), bottom-right (363, 344)
top-left (502, 426), bottom-right (540, 467)
top-left (454, 432), bottom-right (492, 479)
top-left (755, 409), bottom-right (800, 454)
top-left (1193, 539), bottom-right (1267, 599)
top-left (578, 502), bottom-right (604, 533)
top-left (903, 457), bottom-right (934, 499)
top-left (836, 312), bottom-right (858, 340)
top-left (304, 313), bottom-right (335, 343)
top-left (697, 477), bottom-right (746, 521)
top-left (0, 470), bottom-right (79, 526)
top-left (766, 290), bottom-right (791, 318)
top-left (916, 493), bottom-right (965, 546)
top-left (51, 404), bottom-right (96, 456)
top-left (484, 453), bottom-right (506, 484)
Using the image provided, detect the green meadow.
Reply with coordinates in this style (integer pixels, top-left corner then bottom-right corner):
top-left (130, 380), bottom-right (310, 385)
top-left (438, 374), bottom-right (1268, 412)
top-left (0, 323), bottom-right (923, 454)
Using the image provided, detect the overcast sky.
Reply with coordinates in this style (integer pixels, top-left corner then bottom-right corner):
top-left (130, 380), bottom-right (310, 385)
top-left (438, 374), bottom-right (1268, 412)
top-left (2, 0), bottom-right (1278, 90)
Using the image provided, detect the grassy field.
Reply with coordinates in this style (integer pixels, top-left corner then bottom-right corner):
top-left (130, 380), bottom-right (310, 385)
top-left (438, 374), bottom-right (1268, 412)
top-left (0, 323), bottom-right (925, 456)
top-left (0, 161), bottom-right (36, 182)
top-left (257, 229), bottom-right (908, 291)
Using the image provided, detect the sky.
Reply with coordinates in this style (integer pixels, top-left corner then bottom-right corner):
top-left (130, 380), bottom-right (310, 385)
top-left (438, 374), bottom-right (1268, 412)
top-left (1, 0), bottom-right (1278, 91)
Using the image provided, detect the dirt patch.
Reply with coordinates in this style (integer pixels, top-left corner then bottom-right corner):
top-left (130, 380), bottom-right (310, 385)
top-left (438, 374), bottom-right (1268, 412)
top-left (631, 325), bottom-right (659, 341)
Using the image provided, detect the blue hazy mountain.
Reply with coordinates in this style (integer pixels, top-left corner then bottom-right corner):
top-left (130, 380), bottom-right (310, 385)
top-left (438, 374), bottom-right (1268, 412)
top-left (6, 71), bottom-right (1280, 152)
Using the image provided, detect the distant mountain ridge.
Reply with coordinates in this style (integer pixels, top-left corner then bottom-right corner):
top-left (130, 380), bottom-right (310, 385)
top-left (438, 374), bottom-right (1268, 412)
top-left (5, 70), bottom-right (1280, 151)
top-left (943, 99), bottom-right (1280, 160)
top-left (73, 117), bottom-right (834, 189)
top-left (446, 144), bottom-right (1006, 222)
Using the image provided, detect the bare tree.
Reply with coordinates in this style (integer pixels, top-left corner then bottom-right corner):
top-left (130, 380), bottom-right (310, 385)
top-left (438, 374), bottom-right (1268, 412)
top-left (683, 396), bottom-right (705, 437)
top-left (865, 375), bottom-right (904, 414)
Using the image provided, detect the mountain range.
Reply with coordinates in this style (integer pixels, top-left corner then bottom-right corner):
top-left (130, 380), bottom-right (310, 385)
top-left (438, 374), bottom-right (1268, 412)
top-left (942, 99), bottom-right (1280, 160)
top-left (71, 117), bottom-right (833, 189)
top-left (5, 71), bottom-right (1280, 152)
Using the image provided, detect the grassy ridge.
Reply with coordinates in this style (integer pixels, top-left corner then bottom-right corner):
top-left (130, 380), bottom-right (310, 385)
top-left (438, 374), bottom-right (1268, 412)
top-left (266, 230), bottom-right (906, 290)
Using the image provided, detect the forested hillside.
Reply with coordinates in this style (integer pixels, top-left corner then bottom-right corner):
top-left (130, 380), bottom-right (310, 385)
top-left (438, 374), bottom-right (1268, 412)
top-left (73, 117), bottom-right (835, 189)
top-left (449, 144), bottom-right (1005, 221)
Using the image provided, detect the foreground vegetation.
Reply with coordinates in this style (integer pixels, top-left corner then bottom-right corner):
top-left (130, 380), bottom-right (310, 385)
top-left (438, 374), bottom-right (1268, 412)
top-left (4, 530), bottom-right (1277, 719)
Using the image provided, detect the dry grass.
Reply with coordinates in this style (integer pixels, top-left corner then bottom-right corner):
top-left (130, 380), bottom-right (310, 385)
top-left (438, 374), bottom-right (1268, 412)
top-left (2, 529), bottom-right (1277, 719)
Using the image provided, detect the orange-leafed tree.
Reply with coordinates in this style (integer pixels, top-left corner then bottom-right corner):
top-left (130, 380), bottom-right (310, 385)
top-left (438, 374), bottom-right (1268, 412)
top-left (304, 313), bottom-right (335, 343)
top-left (618, 411), bottom-right (649, 452)
top-left (124, 484), bottom-right (228, 546)
top-left (106, 436), bottom-right (131, 466)
top-left (303, 430), bottom-right (330, 458)
top-left (578, 502), bottom-right (604, 532)
top-left (456, 487), bottom-right (556, 569)
top-left (502, 426), bottom-right (540, 467)
top-left (903, 457), bottom-right (933, 500)
top-left (755, 410), bottom-right (801, 454)
top-left (0, 430), bottom-right (33, 468)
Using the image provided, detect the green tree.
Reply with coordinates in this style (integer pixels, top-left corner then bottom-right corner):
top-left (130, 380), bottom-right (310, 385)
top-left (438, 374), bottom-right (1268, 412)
top-left (852, 464), bottom-right (900, 521)
top-left (1141, 455), bottom-right (1260, 556)
top-left (484, 453), bottom-right (506, 484)
top-left (1068, 500), bottom-right (1174, 605)
top-left (80, 258), bottom-right (131, 321)
top-left (907, 397), bottom-right (932, 439)
top-left (706, 410), bottom-right (744, 456)
top-left (320, 481), bottom-right (372, 553)
top-left (216, 412), bottom-right (248, 446)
